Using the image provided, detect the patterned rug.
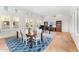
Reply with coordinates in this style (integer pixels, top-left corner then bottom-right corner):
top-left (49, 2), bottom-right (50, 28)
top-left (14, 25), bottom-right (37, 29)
top-left (6, 34), bottom-right (53, 52)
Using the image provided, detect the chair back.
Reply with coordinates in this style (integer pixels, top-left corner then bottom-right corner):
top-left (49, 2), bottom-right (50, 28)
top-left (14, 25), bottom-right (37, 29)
top-left (20, 30), bottom-right (23, 41)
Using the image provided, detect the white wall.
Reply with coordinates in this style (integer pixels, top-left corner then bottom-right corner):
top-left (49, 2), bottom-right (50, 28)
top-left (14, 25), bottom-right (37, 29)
top-left (0, 6), bottom-right (43, 38)
top-left (69, 7), bottom-right (79, 49)
top-left (0, 6), bottom-right (43, 31)
top-left (0, 6), bottom-right (73, 32)
top-left (43, 14), bottom-right (71, 32)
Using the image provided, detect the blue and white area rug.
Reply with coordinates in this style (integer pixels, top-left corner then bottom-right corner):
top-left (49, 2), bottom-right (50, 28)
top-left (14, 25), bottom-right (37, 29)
top-left (6, 34), bottom-right (53, 52)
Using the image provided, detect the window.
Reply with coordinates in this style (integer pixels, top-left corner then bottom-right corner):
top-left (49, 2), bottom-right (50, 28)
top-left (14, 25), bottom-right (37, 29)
top-left (25, 18), bottom-right (30, 28)
top-left (77, 8), bottom-right (79, 33)
top-left (74, 8), bottom-right (79, 35)
top-left (13, 16), bottom-right (19, 28)
top-left (0, 16), bottom-right (10, 31)
top-left (25, 18), bottom-right (33, 29)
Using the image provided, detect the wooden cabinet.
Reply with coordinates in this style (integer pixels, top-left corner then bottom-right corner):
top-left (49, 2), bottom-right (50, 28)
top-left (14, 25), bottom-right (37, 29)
top-left (44, 21), bottom-right (48, 30)
top-left (56, 21), bottom-right (62, 32)
top-left (40, 21), bottom-right (62, 32)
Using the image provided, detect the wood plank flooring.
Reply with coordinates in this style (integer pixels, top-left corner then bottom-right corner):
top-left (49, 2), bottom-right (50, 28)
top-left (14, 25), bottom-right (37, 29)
top-left (45, 32), bottom-right (78, 52)
top-left (0, 39), bottom-right (9, 52)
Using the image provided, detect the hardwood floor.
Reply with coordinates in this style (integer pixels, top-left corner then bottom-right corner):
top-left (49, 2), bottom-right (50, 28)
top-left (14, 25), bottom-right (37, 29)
top-left (45, 32), bottom-right (78, 52)
top-left (0, 32), bottom-right (78, 52)
top-left (0, 39), bottom-right (9, 52)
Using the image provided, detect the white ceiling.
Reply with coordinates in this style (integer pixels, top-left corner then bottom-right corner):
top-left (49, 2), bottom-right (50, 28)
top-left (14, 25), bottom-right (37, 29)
top-left (19, 6), bottom-right (73, 16)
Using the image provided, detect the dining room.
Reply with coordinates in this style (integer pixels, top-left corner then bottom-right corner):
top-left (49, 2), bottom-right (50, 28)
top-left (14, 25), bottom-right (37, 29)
top-left (0, 6), bottom-right (79, 52)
